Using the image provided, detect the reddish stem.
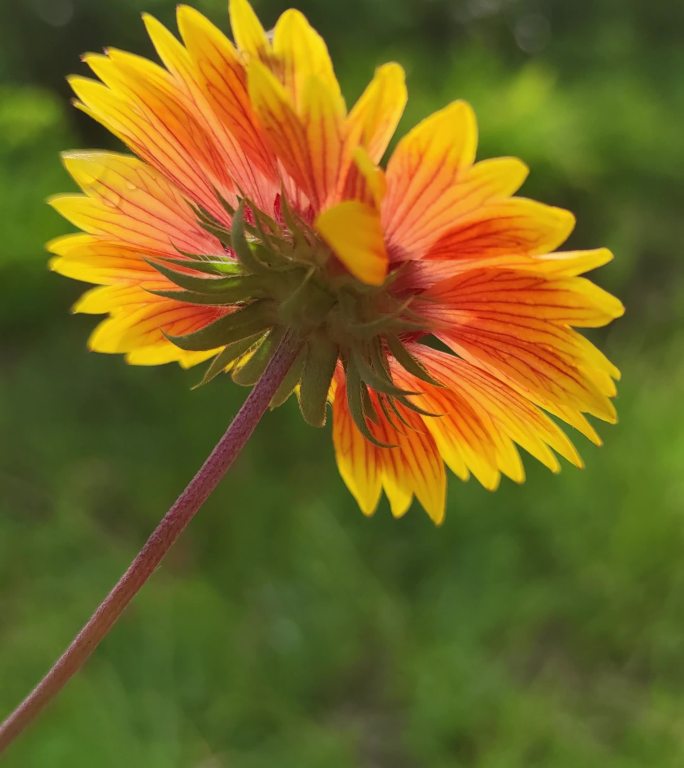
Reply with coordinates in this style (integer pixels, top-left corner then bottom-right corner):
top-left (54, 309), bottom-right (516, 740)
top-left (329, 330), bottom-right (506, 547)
top-left (0, 332), bottom-right (302, 755)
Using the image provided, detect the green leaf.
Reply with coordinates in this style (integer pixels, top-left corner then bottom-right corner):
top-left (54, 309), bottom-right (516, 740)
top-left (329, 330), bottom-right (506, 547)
top-left (167, 300), bottom-right (274, 351)
top-left (298, 335), bottom-right (338, 427)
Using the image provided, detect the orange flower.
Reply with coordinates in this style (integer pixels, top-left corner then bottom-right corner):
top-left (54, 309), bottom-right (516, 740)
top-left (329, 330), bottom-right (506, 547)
top-left (50, 0), bottom-right (623, 523)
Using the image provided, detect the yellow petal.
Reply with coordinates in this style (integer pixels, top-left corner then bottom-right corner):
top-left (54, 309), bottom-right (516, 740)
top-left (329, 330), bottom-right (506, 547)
top-left (347, 62), bottom-right (407, 162)
top-left (345, 146), bottom-right (387, 208)
top-left (272, 8), bottom-right (343, 111)
top-left (331, 375), bottom-right (383, 516)
top-left (229, 0), bottom-right (269, 56)
top-left (316, 201), bottom-right (388, 286)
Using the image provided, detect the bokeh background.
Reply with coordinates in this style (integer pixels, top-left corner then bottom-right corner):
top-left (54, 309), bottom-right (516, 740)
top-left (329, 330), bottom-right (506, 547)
top-left (1, 0), bottom-right (683, 765)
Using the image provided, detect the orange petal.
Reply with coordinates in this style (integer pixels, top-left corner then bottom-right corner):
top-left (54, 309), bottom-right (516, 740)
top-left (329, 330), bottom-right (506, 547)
top-left (425, 267), bottom-right (625, 329)
top-left (53, 151), bottom-right (221, 258)
top-left (436, 320), bottom-right (617, 442)
top-left (424, 197), bottom-right (575, 260)
top-left (168, 5), bottom-right (278, 197)
top-left (397, 346), bottom-right (584, 476)
top-left (342, 146), bottom-right (387, 208)
top-left (332, 373), bottom-right (446, 523)
top-left (383, 101), bottom-right (477, 255)
top-left (247, 60), bottom-right (317, 203)
top-left (315, 201), bottom-right (388, 285)
top-left (74, 49), bottom-right (234, 222)
top-left (300, 74), bottom-right (348, 208)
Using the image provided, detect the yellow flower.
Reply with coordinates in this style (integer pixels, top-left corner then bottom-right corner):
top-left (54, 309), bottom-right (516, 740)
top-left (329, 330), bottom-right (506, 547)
top-left (50, 0), bottom-right (623, 524)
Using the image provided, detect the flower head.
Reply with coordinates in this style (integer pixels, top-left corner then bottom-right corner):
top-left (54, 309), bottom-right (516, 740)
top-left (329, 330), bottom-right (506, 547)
top-left (50, 0), bottom-right (624, 523)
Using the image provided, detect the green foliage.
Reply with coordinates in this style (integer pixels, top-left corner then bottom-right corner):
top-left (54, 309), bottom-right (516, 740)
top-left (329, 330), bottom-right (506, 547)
top-left (1, 0), bottom-right (682, 765)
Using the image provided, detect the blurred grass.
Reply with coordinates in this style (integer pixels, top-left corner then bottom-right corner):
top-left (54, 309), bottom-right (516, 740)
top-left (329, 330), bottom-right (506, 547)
top-left (1, 0), bottom-right (684, 765)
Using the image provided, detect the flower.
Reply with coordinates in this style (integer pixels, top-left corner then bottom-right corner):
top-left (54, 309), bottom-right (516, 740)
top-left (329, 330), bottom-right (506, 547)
top-left (49, 0), bottom-right (624, 524)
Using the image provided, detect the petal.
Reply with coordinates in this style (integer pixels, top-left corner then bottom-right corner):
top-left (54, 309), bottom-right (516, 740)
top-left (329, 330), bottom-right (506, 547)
top-left (387, 157), bottom-right (531, 259)
top-left (436, 321), bottom-right (618, 441)
top-left (126, 344), bottom-right (215, 368)
top-left (520, 248), bottom-right (615, 276)
top-left (315, 201), bottom-right (388, 285)
top-left (331, 374), bottom-right (383, 516)
top-left (345, 147), bottom-right (387, 208)
top-left (347, 62), bottom-right (407, 162)
top-left (300, 74), bottom-right (347, 208)
top-left (247, 60), bottom-right (316, 204)
top-left (371, 398), bottom-right (447, 524)
top-left (396, 346), bottom-right (584, 477)
top-left (48, 235), bottom-right (156, 285)
top-left (229, 0), bottom-right (270, 57)
top-left (424, 198), bottom-right (575, 260)
top-left (73, 49), bottom-right (234, 222)
top-left (72, 284), bottom-right (157, 314)
top-left (88, 298), bottom-right (226, 355)
top-left (272, 9), bottom-right (343, 111)
top-left (383, 101), bottom-right (477, 254)
top-left (425, 267), bottom-right (625, 329)
top-left (168, 6), bottom-right (278, 193)
top-left (332, 373), bottom-right (446, 523)
top-left (53, 151), bottom-right (221, 258)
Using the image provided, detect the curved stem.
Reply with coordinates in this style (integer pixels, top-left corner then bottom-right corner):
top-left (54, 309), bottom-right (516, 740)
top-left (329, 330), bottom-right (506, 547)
top-left (0, 332), bottom-right (302, 755)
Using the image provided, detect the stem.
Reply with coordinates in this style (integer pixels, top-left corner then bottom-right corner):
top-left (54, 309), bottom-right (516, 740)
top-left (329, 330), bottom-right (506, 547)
top-left (0, 332), bottom-right (302, 755)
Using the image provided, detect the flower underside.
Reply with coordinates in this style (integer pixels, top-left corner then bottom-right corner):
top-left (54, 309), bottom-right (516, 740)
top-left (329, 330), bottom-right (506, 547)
top-left (50, 0), bottom-right (624, 523)
top-left (159, 193), bottom-right (443, 444)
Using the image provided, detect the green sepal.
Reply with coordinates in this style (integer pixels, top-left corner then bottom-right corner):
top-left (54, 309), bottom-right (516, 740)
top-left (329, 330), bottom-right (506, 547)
top-left (191, 203), bottom-right (234, 250)
top-left (145, 258), bottom-right (246, 294)
top-left (231, 203), bottom-right (270, 275)
top-left (194, 333), bottom-right (265, 388)
top-left (232, 328), bottom-right (285, 387)
top-left (270, 348), bottom-right (305, 409)
top-left (377, 392), bottom-right (413, 433)
top-left (345, 302), bottom-right (425, 340)
top-left (147, 287), bottom-right (258, 306)
top-left (360, 379), bottom-right (380, 425)
top-left (246, 201), bottom-right (281, 255)
top-left (164, 255), bottom-right (243, 276)
top-left (298, 335), bottom-right (338, 427)
top-left (345, 362), bottom-right (395, 448)
top-left (167, 300), bottom-right (274, 351)
top-left (351, 346), bottom-right (415, 398)
top-left (386, 336), bottom-right (444, 388)
top-left (394, 393), bottom-right (441, 419)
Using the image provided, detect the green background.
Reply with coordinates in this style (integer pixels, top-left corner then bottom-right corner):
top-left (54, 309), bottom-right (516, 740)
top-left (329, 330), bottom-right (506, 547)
top-left (1, 0), bottom-right (683, 765)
